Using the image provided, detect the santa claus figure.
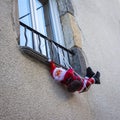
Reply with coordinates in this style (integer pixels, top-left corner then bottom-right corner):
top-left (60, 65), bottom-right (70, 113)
top-left (49, 61), bottom-right (100, 93)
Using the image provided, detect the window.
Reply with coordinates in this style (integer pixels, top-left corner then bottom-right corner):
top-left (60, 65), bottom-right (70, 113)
top-left (18, 0), bottom-right (73, 68)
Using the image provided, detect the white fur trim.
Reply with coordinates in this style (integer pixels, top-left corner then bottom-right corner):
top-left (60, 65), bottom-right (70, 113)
top-left (53, 67), bottom-right (67, 82)
top-left (85, 76), bottom-right (89, 79)
top-left (79, 79), bottom-right (87, 93)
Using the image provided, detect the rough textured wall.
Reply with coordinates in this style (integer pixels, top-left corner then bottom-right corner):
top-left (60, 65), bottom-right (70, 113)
top-left (1, 0), bottom-right (120, 120)
top-left (0, 1), bottom-right (94, 120)
top-left (72, 0), bottom-right (120, 120)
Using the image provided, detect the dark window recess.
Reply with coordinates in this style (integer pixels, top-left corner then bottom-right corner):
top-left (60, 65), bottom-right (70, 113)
top-left (19, 22), bottom-right (74, 68)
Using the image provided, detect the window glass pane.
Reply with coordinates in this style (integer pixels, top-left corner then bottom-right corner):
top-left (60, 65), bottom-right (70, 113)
top-left (18, 0), bottom-right (32, 47)
top-left (18, 0), bottom-right (70, 67)
top-left (49, 0), bottom-right (65, 46)
top-left (34, 0), bottom-right (48, 55)
top-left (18, 0), bottom-right (32, 27)
top-left (35, 0), bottom-right (47, 36)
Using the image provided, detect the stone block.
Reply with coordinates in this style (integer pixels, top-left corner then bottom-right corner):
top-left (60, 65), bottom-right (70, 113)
top-left (57, 0), bottom-right (74, 16)
top-left (71, 47), bottom-right (86, 77)
top-left (61, 13), bottom-right (82, 49)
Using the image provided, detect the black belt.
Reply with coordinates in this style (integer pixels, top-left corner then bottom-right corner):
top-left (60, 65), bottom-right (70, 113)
top-left (66, 77), bottom-right (73, 85)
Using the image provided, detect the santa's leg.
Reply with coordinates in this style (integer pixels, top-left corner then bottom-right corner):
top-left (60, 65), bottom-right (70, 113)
top-left (87, 78), bottom-right (95, 84)
top-left (86, 67), bottom-right (95, 78)
top-left (93, 71), bottom-right (100, 84)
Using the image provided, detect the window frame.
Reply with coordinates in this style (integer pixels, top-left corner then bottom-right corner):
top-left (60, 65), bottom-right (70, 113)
top-left (49, 0), bottom-right (65, 46)
top-left (19, 0), bottom-right (65, 46)
top-left (18, 0), bottom-right (73, 68)
top-left (15, 0), bottom-right (86, 76)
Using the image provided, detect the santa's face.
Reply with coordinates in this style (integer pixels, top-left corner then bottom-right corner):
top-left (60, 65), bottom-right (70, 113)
top-left (55, 69), bottom-right (62, 77)
top-left (53, 67), bottom-right (67, 81)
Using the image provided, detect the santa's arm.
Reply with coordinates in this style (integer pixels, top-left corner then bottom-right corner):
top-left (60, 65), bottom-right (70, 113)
top-left (50, 61), bottom-right (56, 75)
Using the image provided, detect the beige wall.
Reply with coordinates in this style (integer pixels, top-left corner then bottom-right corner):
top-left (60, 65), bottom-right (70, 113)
top-left (72, 0), bottom-right (120, 120)
top-left (0, 0), bottom-right (120, 120)
top-left (0, 1), bottom-right (91, 120)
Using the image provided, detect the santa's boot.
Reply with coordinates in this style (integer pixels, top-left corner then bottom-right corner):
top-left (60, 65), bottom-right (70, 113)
top-left (93, 71), bottom-right (100, 84)
top-left (86, 67), bottom-right (95, 78)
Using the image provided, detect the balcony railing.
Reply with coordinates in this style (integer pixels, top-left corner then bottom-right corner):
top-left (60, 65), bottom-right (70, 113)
top-left (19, 22), bottom-right (74, 68)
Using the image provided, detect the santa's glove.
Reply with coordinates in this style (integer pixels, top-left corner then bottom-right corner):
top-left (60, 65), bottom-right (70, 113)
top-left (93, 71), bottom-right (100, 84)
top-left (86, 67), bottom-right (95, 78)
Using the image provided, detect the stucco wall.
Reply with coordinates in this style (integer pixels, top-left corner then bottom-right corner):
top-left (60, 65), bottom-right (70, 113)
top-left (0, 1), bottom-right (93, 120)
top-left (72, 0), bottom-right (120, 120)
top-left (1, 0), bottom-right (120, 120)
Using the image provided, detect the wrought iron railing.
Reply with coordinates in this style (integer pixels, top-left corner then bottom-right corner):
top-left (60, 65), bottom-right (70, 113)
top-left (19, 22), bottom-right (74, 68)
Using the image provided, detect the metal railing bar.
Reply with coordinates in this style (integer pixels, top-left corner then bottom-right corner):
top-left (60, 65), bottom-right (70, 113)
top-left (45, 38), bottom-right (49, 58)
top-left (52, 42), bottom-right (60, 64)
top-left (20, 21), bottom-right (74, 55)
top-left (57, 45), bottom-right (61, 64)
top-left (31, 31), bottom-right (35, 50)
top-left (38, 34), bottom-right (42, 53)
top-left (62, 49), bottom-right (67, 68)
top-left (24, 27), bottom-right (28, 46)
top-left (50, 41), bottom-right (54, 60)
top-left (67, 52), bottom-right (71, 66)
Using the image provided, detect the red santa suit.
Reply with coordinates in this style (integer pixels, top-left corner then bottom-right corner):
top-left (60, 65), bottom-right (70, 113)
top-left (50, 61), bottom-right (95, 93)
